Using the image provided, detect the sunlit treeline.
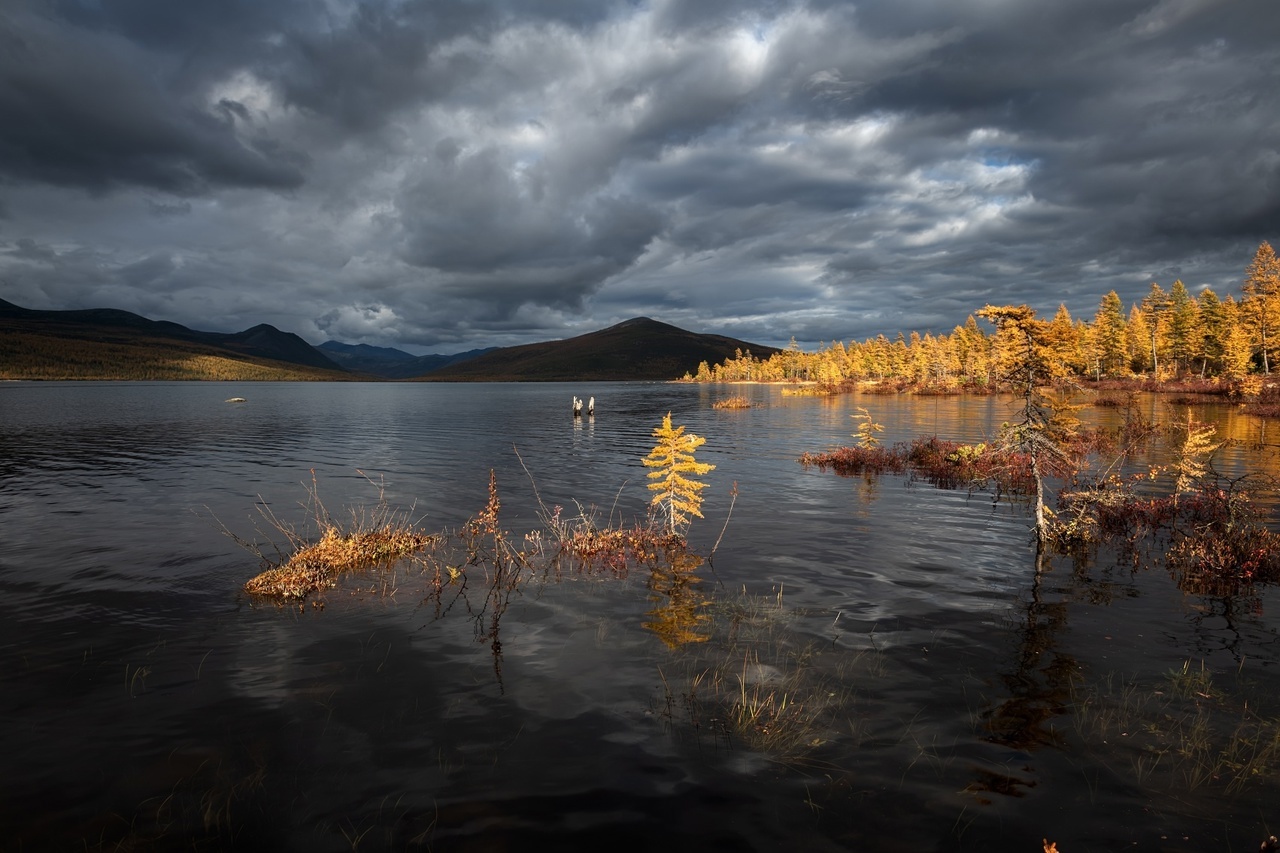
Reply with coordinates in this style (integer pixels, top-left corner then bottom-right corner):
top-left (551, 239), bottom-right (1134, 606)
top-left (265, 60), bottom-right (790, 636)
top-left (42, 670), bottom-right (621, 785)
top-left (687, 242), bottom-right (1280, 386)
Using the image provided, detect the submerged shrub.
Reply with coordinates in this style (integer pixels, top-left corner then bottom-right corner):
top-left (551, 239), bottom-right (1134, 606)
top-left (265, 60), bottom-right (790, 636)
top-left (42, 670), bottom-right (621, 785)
top-left (234, 473), bottom-right (438, 601)
top-left (800, 436), bottom-right (1036, 495)
top-left (713, 396), bottom-right (752, 409)
top-left (799, 444), bottom-right (908, 476)
top-left (244, 526), bottom-right (437, 599)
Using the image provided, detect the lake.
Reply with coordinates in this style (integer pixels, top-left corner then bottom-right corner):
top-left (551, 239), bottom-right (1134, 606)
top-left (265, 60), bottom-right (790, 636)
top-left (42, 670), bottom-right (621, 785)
top-left (3, 381), bottom-right (1280, 851)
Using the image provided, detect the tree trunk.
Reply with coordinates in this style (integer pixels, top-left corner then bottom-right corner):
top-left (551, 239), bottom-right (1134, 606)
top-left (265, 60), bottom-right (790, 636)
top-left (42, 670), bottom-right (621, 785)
top-left (1031, 450), bottom-right (1048, 556)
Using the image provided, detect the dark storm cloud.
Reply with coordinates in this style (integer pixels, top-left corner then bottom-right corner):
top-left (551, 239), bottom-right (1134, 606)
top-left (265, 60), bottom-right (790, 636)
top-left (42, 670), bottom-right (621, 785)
top-left (0, 3), bottom-right (307, 194)
top-left (0, 0), bottom-right (1277, 351)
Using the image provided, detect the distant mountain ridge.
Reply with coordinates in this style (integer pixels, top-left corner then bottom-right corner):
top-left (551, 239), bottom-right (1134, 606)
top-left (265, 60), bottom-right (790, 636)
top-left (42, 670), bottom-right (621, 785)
top-left (422, 317), bottom-right (779, 381)
top-left (0, 298), bottom-right (342, 372)
top-left (317, 340), bottom-right (496, 379)
top-left (0, 298), bottom-right (778, 381)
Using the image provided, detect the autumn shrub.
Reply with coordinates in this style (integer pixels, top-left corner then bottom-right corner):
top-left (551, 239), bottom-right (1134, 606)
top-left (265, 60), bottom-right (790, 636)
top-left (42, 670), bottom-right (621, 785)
top-left (1244, 383), bottom-right (1280, 418)
top-left (959, 377), bottom-right (997, 395)
top-left (906, 436), bottom-right (1038, 494)
top-left (1159, 377), bottom-right (1234, 396)
top-left (862, 378), bottom-right (913, 395)
top-left (801, 436), bottom-right (1035, 495)
top-left (912, 382), bottom-right (964, 396)
top-left (799, 444), bottom-right (908, 476)
top-left (1052, 469), bottom-right (1280, 596)
top-left (534, 502), bottom-right (685, 578)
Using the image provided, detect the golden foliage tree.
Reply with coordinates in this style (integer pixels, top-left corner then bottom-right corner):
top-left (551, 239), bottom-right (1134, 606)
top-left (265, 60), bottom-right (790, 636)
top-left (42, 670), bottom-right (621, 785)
top-left (1171, 413), bottom-right (1220, 505)
top-left (976, 305), bottom-right (1071, 551)
top-left (1166, 279), bottom-right (1202, 374)
top-left (1221, 297), bottom-right (1255, 380)
top-left (1243, 240), bottom-right (1280, 374)
top-left (1142, 282), bottom-right (1171, 377)
top-left (644, 413), bottom-right (716, 536)
top-left (852, 406), bottom-right (884, 448)
top-left (1092, 290), bottom-right (1128, 378)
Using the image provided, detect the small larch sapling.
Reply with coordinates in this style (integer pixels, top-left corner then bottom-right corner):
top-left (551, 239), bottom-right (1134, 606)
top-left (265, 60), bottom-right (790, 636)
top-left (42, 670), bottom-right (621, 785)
top-left (643, 412), bottom-right (715, 536)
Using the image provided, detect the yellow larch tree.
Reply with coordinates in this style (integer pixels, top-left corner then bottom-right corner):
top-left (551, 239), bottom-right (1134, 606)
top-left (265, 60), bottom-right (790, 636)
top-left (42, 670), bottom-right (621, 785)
top-left (976, 305), bottom-right (1069, 551)
top-left (1221, 296), bottom-right (1255, 380)
top-left (644, 413), bottom-right (715, 536)
top-left (1092, 290), bottom-right (1128, 378)
top-left (1242, 240), bottom-right (1280, 374)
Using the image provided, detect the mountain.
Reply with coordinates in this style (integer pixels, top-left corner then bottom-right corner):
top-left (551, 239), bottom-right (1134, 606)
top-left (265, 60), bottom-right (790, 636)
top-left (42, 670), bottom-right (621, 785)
top-left (317, 340), bottom-right (496, 379)
top-left (421, 317), bottom-right (779, 381)
top-left (0, 299), bottom-right (778, 382)
top-left (0, 298), bottom-right (346, 376)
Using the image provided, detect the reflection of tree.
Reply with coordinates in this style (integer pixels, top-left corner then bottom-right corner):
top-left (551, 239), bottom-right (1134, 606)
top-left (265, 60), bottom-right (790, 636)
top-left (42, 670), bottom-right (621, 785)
top-left (1180, 594), bottom-right (1267, 662)
top-left (857, 471), bottom-right (880, 512)
top-left (983, 563), bottom-right (1077, 752)
top-left (643, 551), bottom-right (712, 649)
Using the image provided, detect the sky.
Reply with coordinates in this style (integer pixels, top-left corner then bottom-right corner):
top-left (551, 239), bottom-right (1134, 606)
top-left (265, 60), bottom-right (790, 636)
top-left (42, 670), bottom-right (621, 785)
top-left (1, 0), bottom-right (1277, 354)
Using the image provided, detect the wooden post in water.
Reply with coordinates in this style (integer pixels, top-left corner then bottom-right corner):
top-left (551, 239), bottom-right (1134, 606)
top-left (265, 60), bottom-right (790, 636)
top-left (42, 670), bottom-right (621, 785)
top-left (572, 396), bottom-right (583, 417)
top-left (588, 396), bottom-right (595, 416)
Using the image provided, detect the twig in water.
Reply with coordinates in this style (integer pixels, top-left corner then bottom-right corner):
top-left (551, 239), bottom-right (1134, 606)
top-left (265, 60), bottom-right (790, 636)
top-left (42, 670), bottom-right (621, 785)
top-left (708, 481), bottom-right (738, 564)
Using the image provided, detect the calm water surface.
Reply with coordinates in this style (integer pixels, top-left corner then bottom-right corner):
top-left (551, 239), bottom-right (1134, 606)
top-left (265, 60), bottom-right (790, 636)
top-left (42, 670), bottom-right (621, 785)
top-left (3, 381), bottom-right (1280, 851)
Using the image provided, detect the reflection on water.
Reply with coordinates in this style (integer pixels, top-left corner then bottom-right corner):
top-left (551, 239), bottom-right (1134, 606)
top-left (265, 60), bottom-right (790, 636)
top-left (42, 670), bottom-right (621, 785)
top-left (3, 381), bottom-right (1280, 851)
top-left (644, 552), bottom-right (712, 649)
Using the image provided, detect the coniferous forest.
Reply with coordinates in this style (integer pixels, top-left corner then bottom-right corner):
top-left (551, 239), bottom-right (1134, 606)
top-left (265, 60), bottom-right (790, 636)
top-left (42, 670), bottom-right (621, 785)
top-left (685, 242), bottom-right (1280, 390)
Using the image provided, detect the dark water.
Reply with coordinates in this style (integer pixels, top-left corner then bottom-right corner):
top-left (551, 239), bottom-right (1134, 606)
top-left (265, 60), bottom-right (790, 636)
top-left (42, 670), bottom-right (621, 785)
top-left (3, 381), bottom-right (1280, 851)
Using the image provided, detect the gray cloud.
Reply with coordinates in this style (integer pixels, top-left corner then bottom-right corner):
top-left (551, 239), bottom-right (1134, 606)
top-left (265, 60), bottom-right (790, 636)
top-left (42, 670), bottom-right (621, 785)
top-left (1, 0), bottom-right (1277, 352)
top-left (0, 3), bottom-right (307, 194)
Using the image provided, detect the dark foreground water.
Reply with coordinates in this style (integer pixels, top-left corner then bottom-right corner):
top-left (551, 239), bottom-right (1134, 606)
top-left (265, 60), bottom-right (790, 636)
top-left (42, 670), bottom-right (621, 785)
top-left (3, 381), bottom-right (1280, 852)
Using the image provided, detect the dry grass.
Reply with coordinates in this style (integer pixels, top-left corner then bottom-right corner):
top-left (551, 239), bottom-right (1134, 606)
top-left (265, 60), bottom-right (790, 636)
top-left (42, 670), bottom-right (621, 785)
top-left (243, 525), bottom-right (437, 599)
top-left (232, 472), bottom-right (438, 601)
top-left (781, 384), bottom-right (841, 397)
top-left (713, 396), bottom-right (752, 409)
top-left (653, 586), bottom-right (868, 763)
top-left (1067, 661), bottom-right (1280, 795)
